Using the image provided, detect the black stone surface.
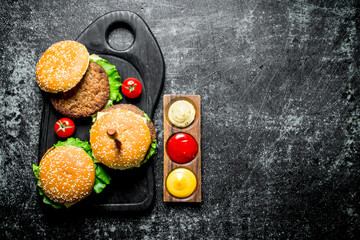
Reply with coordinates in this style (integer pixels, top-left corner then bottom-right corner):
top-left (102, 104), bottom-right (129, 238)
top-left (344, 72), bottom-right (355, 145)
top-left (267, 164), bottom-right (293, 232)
top-left (1, 0), bottom-right (359, 239)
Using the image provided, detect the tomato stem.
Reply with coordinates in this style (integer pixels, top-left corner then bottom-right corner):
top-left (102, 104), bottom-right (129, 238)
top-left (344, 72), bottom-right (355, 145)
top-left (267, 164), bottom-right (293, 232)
top-left (56, 121), bottom-right (74, 132)
top-left (124, 83), bottom-right (137, 93)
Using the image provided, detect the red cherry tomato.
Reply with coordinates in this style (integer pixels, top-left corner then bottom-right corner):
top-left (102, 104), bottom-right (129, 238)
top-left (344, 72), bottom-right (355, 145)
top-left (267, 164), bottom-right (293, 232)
top-left (166, 133), bottom-right (198, 164)
top-left (121, 78), bottom-right (142, 98)
top-left (54, 118), bottom-right (75, 138)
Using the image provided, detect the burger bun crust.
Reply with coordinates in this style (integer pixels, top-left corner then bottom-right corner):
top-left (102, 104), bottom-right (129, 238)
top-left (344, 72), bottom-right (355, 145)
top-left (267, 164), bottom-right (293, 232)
top-left (90, 104), bottom-right (156, 170)
top-left (39, 146), bottom-right (95, 204)
top-left (36, 40), bottom-right (89, 93)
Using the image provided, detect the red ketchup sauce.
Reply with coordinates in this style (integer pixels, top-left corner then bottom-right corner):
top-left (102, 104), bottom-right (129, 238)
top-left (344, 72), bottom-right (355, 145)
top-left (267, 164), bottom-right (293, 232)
top-left (166, 133), bottom-right (198, 164)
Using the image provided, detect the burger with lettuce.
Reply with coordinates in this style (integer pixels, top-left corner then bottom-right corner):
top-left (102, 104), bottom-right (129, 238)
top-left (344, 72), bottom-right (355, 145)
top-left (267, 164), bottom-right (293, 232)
top-left (33, 138), bottom-right (111, 209)
top-left (90, 104), bottom-right (157, 170)
top-left (35, 40), bottom-right (122, 118)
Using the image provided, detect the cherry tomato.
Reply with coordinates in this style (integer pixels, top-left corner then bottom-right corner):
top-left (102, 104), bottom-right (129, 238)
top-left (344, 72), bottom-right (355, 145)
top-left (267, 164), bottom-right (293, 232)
top-left (166, 133), bottom-right (198, 164)
top-left (54, 118), bottom-right (75, 138)
top-left (121, 78), bottom-right (142, 98)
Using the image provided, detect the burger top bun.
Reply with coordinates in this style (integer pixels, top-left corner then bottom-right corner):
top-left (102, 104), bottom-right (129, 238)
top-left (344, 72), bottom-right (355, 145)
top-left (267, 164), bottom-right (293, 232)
top-left (90, 105), bottom-right (153, 170)
top-left (36, 41), bottom-right (89, 93)
top-left (39, 146), bottom-right (95, 204)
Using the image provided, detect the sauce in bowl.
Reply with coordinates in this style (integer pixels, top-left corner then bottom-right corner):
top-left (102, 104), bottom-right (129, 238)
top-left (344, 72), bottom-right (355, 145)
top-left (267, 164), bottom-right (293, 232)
top-left (166, 133), bottom-right (198, 164)
top-left (166, 168), bottom-right (197, 198)
top-left (168, 100), bottom-right (196, 128)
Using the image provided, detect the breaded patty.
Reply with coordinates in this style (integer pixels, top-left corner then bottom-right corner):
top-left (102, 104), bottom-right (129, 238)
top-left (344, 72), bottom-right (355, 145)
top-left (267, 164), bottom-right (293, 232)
top-left (50, 62), bottom-right (110, 118)
top-left (101, 104), bottom-right (157, 142)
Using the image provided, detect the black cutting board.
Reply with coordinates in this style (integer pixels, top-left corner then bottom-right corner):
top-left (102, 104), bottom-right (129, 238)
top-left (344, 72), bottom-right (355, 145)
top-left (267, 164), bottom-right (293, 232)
top-left (38, 11), bottom-right (165, 212)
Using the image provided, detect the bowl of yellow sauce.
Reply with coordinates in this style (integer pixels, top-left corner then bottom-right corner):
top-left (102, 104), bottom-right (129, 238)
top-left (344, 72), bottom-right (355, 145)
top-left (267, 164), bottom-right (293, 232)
top-left (166, 168), bottom-right (197, 198)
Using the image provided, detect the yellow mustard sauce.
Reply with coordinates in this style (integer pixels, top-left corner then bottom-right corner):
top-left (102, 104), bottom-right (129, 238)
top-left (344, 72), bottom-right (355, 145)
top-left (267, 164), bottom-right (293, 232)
top-left (166, 168), bottom-right (197, 198)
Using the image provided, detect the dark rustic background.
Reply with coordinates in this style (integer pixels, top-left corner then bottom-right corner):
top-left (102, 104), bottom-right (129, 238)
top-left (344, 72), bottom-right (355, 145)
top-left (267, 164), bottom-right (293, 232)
top-left (1, 0), bottom-right (359, 239)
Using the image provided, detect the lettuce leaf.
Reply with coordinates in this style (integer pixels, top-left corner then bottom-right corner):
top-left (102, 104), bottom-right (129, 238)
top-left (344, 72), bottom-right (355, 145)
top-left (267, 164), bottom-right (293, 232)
top-left (95, 164), bottom-right (111, 184)
top-left (89, 54), bottom-right (122, 122)
top-left (143, 112), bottom-right (151, 122)
top-left (89, 54), bottom-right (122, 105)
top-left (53, 137), bottom-right (92, 158)
top-left (40, 188), bottom-right (62, 209)
top-left (93, 178), bottom-right (107, 194)
top-left (93, 164), bottom-right (111, 193)
top-left (141, 140), bottom-right (157, 166)
top-left (33, 164), bottom-right (40, 179)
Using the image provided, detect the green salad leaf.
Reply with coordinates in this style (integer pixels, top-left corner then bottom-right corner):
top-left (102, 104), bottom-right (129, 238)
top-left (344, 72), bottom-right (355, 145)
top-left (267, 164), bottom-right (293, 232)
top-left (40, 188), bottom-right (62, 209)
top-left (89, 54), bottom-right (122, 105)
top-left (141, 140), bottom-right (157, 166)
top-left (53, 137), bottom-right (92, 158)
top-left (93, 164), bottom-right (111, 194)
top-left (95, 164), bottom-right (111, 184)
top-left (143, 112), bottom-right (151, 122)
top-left (93, 178), bottom-right (106, 194)
top-left (89, 54), bottom-right (122, 122)
top-left (33, 164), bottom-right (40, 179)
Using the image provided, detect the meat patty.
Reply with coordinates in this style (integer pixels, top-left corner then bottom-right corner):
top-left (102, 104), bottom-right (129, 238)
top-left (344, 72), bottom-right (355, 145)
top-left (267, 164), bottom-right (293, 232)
top-left (50, 62), bottom-right (110, 118)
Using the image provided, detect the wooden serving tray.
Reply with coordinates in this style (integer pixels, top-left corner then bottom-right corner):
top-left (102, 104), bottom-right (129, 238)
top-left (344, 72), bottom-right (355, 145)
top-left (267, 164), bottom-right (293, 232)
top-left (38, 11), bottom-right (164, 212)
top-left (163, 95), bottom-right (201, 202)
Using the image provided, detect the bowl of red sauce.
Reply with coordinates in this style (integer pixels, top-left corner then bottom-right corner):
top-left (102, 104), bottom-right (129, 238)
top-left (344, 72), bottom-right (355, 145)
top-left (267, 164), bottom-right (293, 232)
top-left (166, 133), bottom-right (198, 164)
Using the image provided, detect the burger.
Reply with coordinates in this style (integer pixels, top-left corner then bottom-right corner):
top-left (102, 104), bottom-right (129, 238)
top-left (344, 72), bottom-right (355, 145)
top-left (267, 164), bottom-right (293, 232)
top-left (32, 138), bottom-right (111, 208)
top-left (35, 40), bottom-right (122, 118)
top-left (90, 104), bottom-right (157, 170)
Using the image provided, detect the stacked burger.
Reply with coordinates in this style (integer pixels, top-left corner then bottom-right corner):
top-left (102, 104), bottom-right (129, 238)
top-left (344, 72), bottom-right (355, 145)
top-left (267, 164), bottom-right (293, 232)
top-left (36, 40), bottom-right (122, 118)
top-left (33, 41), bottom-right (157, 208)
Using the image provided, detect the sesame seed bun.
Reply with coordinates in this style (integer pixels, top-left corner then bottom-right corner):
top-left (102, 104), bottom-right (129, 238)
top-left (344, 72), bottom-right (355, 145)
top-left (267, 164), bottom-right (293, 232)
top-left (90, 104), bottom-right (156, 170)
top-left (39, 146), bottom-right (95, 204)
top-left (36, 41), bottom-right (89, 93)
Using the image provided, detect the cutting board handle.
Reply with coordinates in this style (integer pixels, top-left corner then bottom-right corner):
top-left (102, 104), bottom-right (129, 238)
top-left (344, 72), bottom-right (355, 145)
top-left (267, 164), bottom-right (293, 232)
top-left (76, 10), bottom-right (165, 118)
